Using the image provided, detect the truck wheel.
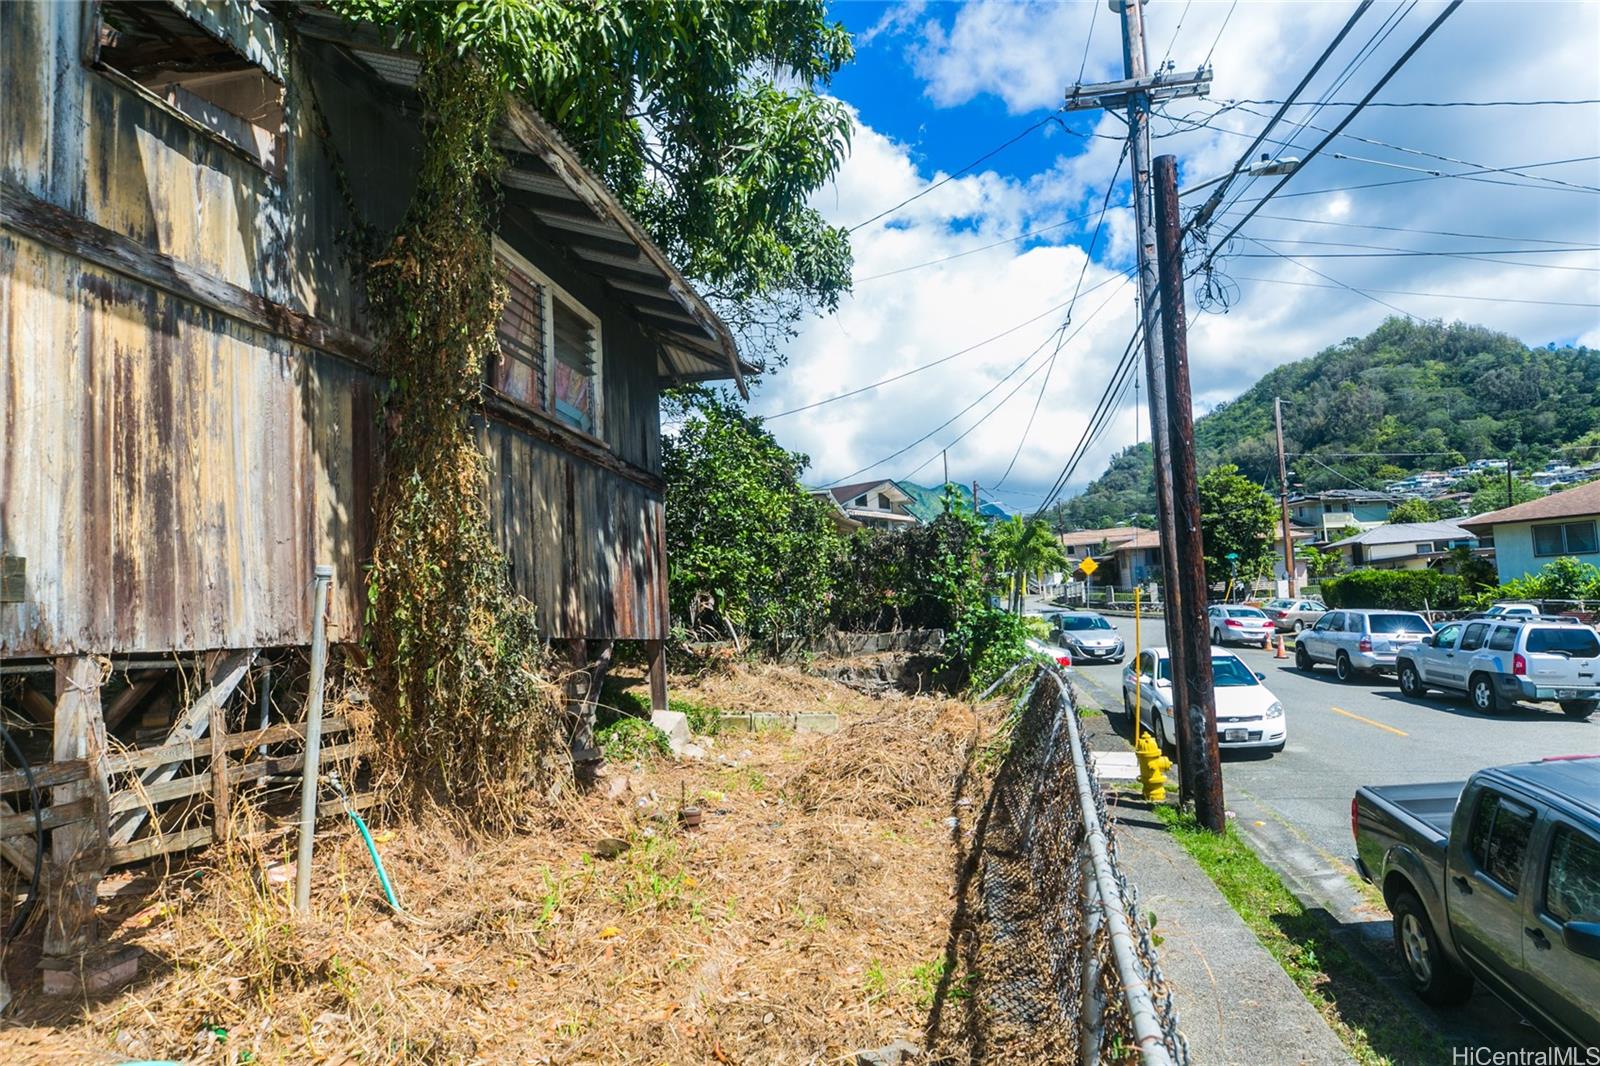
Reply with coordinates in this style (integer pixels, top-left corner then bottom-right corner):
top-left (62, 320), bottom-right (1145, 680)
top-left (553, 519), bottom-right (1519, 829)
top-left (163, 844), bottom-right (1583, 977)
top-left (1295, 643), bottom-right (1313, 671)
top-left (1469, 673), bottom-right (1500, 715)
top-left (1336, 652), bottom-right (1355, 682)
top-left (1391, 889), bottom-right (1474, 1006)
top-left (1561, 700), bottom-right (1598, 721)
top-left (1398, 663), bottom-right (1426, 698)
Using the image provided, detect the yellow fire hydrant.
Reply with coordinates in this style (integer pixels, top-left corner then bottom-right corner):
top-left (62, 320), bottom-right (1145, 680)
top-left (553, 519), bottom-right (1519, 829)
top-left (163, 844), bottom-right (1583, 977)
top-left (1134, 729), bottom-right (1173, 802)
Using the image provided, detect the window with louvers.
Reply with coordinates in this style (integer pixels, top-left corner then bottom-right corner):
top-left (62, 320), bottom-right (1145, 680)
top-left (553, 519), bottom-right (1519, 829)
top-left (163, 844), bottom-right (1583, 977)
top-left (550, 297), bottom-right (598, 434)
top-left (493, 262), bottom-right (546, 410)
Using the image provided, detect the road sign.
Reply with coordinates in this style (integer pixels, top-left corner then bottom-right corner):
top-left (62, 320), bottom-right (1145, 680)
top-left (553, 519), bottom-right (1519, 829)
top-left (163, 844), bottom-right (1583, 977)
top-left (1078, 557), bottom-right (1099, 576)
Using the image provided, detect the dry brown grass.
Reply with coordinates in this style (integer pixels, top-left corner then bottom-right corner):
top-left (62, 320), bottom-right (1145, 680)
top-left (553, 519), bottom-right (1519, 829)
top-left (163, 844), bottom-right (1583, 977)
top-left (1, 664), bottom-right (997, 1065)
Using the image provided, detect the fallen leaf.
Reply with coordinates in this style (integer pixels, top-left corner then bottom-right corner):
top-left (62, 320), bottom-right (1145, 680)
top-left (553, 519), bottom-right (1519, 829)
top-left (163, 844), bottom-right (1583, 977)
top-left (598, 926), bottom-right (621, 940)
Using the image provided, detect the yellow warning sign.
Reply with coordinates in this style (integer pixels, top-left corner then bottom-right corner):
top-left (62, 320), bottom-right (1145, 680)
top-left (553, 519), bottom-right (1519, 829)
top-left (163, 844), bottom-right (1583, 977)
top-left (1077, 557), bottom-right (1099, 576)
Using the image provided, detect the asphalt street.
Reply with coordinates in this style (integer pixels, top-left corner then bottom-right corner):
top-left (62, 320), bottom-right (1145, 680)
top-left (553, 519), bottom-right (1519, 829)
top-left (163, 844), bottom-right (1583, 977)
top-left (1069, 611), bottom-right (1600, 863)
top-left (1063, 609), bottom-right (1594, 1054)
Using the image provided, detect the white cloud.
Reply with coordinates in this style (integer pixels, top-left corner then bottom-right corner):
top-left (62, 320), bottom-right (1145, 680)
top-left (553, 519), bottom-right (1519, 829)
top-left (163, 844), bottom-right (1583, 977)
top-left (753, 0), bottom-right (1600, 512)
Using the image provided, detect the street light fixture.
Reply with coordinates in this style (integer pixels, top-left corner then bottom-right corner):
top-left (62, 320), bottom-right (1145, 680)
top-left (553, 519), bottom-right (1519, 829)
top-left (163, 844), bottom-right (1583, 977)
top-left (1179, 154), bottom-right (1302, 198)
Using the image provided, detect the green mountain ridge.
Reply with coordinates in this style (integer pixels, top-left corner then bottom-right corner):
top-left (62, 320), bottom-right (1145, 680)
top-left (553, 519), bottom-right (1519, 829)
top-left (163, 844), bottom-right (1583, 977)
top-left (1058, 318), bottom-right (1600, 530)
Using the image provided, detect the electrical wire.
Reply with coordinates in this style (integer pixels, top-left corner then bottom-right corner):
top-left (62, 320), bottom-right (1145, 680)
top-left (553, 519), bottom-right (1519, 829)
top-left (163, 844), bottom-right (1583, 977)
top-left (854, 205), bottom-right (1120, 284)
top-left (1221, 154), bottom-right (1600, 203)
top-left (1229, 273), bottom-right (1600, 309)
top-left (764, 271), bottom-right (1130, 420)
top-left (1185, 0), bottom-right (1374, 235)
top-left (1032, 319), bottom-right (1148, 518)
top-left (1235, 211), bottom-right (1596, 248)
top-left (1232, 241), bottom-right (1600, 270)
top-left (848, 111), bottom-right (1064, 233)
top-left (1235, 235), bottom-right (1419, 320)
top-left (1200, 0), bottom-right (1466, 274)
top-left (1158, 0), bottom-right (1194, 71)
top-left (1077, 0), bottom-right (1100, 85)
top-left (994, 143), bottom-right (1131, 488)
top-left (1223, 96), bottom-right (1600, 109)
top-left (833, 278), bottom-right (1134, 487)
top-left (1201, 0), bottom-right (1239, 69)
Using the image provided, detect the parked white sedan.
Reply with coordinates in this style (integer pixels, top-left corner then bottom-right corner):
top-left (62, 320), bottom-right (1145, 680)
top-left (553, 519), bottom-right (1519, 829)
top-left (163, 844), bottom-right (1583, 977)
top-left (1122, 646), bottom-right (1287, 754)
top-left (1207, 604), bottom-right (1276, 648)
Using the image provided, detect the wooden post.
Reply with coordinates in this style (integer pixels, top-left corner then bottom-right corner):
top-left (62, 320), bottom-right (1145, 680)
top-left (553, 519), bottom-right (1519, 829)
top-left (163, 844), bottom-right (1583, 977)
top-left (45, 656), bottom-right (107, 958)
top-left (209, 697), bottom-right (230, 842)
top-left (646, 640), bottom-right (669, 713)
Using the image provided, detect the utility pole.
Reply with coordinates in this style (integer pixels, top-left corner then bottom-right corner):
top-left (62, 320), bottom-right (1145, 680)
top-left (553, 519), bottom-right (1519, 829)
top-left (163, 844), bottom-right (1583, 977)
top-left (972, 479), bottom-right (980, 515)
top-left (1154, 154), bottom-right (1224, 831)
top-left (1067, 0), bottom-right (1210, 805)
top-left (1275, 397), bottom-right (1296, 597)
top-left (1506, 459), bottom-right (1514, 510)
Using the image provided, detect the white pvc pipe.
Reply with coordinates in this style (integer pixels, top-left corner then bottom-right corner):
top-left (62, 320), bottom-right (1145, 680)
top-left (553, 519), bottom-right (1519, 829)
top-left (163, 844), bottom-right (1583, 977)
top-left (295, 565), bottom-right (334, 915)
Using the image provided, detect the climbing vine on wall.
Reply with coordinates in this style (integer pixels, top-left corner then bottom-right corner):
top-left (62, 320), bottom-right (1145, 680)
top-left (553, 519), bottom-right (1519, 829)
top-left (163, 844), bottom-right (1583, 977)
top-left (363, 54), bottom-right (564, 811)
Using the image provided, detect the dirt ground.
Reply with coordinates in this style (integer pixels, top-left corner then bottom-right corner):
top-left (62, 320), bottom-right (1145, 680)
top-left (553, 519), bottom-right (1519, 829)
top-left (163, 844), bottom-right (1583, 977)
top-left (1, 664), bottom-right (998, 1065)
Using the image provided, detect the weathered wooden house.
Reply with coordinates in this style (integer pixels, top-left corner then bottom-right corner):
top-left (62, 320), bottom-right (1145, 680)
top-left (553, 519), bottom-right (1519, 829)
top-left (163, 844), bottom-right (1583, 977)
top-left (0, 0), bottom-right (742, 991)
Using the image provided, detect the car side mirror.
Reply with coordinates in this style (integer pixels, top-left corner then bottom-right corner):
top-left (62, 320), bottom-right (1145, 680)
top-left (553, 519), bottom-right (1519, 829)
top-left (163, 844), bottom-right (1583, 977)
top-left (1254, 671), bottom-right (1266, 681)
top-left (1137, 673), bottom-right (1152, 685)
top-left (1564, 920), bottom-right (1600, 961)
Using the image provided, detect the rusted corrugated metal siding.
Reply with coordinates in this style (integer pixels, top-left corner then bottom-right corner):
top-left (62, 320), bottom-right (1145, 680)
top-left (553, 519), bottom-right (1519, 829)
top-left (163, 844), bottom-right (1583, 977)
top-left (2, 0), bottom-right (671, 655)
top-left (1, 235), bottom-right (375, 655)
top-left (484, 421), bottom-right (667, 641)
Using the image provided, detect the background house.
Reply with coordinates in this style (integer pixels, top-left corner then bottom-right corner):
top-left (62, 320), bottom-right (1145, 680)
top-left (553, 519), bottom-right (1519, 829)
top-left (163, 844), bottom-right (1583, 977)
top-left (819, 480), bottom-right (921, 529)
top-left (1288, 489), bottom-right (1397, 539)
top-left (1059, 527), bottom-right (1161, 591)
top-left (1460, 480), bottom-right (1600, 583)
top-left (1326, 521), bottom-right (1481, 571)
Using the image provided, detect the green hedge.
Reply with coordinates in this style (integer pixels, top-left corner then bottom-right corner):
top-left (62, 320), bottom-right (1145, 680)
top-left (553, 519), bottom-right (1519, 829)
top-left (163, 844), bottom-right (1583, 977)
top-left (1320, 569), bottom-right (1464, 611)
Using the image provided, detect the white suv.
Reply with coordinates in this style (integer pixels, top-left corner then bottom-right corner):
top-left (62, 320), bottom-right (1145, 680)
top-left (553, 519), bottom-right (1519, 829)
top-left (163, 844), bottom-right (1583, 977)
top-left (1396, 618), bottom-right (1600, 719)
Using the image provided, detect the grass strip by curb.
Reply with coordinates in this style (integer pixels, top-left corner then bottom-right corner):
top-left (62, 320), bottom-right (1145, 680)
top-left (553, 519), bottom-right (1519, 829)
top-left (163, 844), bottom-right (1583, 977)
top-left (1154, 805), bottom-right (1450, 1066)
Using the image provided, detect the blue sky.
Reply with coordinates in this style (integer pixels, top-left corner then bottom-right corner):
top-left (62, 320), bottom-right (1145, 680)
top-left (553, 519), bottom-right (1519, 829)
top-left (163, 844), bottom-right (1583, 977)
top-left (752, 1), bottom-right (1600, 515)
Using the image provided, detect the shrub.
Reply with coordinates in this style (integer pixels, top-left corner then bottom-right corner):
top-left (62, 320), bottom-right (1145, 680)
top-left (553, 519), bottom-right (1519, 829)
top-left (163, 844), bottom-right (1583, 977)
top-left (669, 696), bottom-right (724, 737)
top-left (1320, 569), bottom-right (1465, 611)
top-left (596, 718), bottom-right (671, 763)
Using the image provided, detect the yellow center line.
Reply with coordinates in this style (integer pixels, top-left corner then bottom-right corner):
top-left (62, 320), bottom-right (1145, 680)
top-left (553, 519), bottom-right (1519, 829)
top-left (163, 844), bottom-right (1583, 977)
top-left (1329, 705), bottom-right (1408, 737)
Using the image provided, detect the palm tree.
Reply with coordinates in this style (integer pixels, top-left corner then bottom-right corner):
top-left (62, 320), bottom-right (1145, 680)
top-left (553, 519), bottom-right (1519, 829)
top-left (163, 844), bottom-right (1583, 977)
top-left (993, 516), bottom-right (1068, 613)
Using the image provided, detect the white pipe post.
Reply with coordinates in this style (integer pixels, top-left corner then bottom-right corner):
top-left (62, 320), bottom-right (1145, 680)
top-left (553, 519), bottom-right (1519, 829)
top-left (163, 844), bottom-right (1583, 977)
top-left (295, 565), bottom-right (335, 915)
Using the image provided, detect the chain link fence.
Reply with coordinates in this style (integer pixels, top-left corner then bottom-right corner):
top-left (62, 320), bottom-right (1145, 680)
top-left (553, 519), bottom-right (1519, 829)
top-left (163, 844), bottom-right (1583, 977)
top-left (928, 665), bottom-right (1185, 1065)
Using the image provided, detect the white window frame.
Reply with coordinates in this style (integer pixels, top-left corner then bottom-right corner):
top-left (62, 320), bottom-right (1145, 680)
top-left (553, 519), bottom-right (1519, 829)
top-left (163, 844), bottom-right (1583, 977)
top-left (493, 237), bottom-right (604, 441)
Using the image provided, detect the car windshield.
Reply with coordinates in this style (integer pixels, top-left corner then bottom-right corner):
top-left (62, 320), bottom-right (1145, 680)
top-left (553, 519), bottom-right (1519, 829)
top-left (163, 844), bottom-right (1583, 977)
top-left (1526, 628), bottom-right (1600, 657)
top-left (1058, 614), bottom-right (1112, 631)
top-left (1369, 613), bottom-right (1432, 634)
top-left (1211, 656), bottom-right (1258, 686)
top-left (1226, 608), bottom-right (1267, 619)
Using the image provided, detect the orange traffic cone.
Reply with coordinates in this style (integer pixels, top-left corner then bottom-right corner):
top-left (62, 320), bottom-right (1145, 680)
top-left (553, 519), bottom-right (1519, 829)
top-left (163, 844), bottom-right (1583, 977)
top-left (1275, 634), bottom-right (1288, 659)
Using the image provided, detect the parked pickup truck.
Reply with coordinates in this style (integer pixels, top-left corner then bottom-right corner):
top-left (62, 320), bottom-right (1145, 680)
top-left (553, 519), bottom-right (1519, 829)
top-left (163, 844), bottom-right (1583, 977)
top-left (1353, 757), bottom-right (1600, 1045)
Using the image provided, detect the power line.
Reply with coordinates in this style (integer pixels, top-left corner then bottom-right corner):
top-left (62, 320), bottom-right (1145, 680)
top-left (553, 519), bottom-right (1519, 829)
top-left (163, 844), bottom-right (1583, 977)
top-left (1077, 0), bottom-right (1099, 85)
top-left (1032, 319), bottom-right (1148, 518)
top-left (1199, 0), bottom-right (1466, 274)
top-left (1234, 211), bottom-right (1596, 248)
top-left (848, 111), bottom-right (1062, 233)
top-left (831, 280), bottom-right (1134, 486)
top-left (1230, 273), bottom-right (1600, 309)
top-left (1184, 0), bottom-right (1375, 236)
top-left (854, 205), bottom-right (1120, 284)
top-left (1201, 0), bottom-right (1239, 69)
top-left (1157, 0), bottom-right (1194, 71)
top-left (995, 145), bottom-right (1130, 488)
top-left (1232, 241), bottom-right (1600, 268)
top-left (764, 271), bottom-right (1130, 420)
top-left (1234, 235), bottom-right (1419, 320)
top-left (1222, 154), bottom-right (1600, 202)
top-left (1222, 96), bottom-right (1600, 109)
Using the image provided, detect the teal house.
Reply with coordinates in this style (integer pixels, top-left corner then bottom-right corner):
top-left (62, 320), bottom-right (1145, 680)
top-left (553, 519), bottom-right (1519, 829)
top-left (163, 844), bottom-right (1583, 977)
top-left (1460, 480), bottom-right (1600, 584)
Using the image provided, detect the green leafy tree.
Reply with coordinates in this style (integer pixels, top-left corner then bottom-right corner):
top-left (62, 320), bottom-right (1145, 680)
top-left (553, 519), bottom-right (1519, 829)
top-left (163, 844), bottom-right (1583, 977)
top-left (1328, 523), bottom-right (1366, 544)
top-left (662, 390), bottom-right (843, 648)
top-left (1446, 546), bottom-right (1498, 591)
top-left (1429, 497), bottom-right (1466, 520)
top-left (992, 515), bottom-right (1068, 613)
top-left (1198, 464), bottom-right (1277, 595)
top-left (1386, 498), bottom-right (1437, 524)
top-left (1300, 544), bottom-right (1344, 580)
top-left (1467, 473), bottom-right (1544, 514)
top-left (332, 0), bottom-right (856, 369)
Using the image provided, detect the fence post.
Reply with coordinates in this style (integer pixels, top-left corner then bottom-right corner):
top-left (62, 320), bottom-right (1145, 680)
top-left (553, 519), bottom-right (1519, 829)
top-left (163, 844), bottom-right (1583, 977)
top-left (295, 565), bottom-right (335, 916)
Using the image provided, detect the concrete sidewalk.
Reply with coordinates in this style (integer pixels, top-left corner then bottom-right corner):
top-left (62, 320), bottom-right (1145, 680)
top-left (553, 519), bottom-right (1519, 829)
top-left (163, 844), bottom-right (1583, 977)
top-left (1070, 670), bottom-right (1354, 1065)
top-left (1108, 794), bottom-right (1356, 1065)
